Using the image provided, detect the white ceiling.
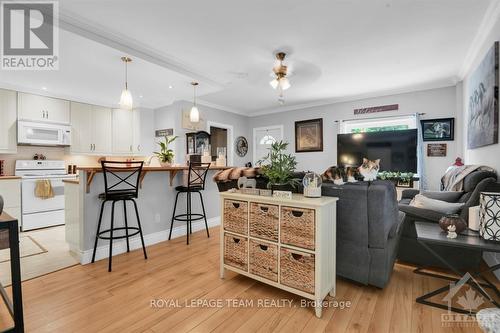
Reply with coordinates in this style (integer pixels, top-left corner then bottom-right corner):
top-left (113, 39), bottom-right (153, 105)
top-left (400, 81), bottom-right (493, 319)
top-left (0, 0), bottom-right (493, 115)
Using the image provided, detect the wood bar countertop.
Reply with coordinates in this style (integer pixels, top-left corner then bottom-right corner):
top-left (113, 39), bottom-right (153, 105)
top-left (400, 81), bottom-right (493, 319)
top-left (76, 164), bottom-right (232, 193)
top-left (0, 176), bottom-right (21, 180)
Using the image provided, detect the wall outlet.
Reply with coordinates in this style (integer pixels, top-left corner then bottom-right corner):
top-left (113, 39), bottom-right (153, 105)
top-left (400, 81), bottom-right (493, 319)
top-left (155, 213), bottom-right (161, 223)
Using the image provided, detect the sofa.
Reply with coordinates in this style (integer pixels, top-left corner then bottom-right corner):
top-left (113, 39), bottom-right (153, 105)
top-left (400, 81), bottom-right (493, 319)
top-left (398, 169), bottom-right (497, 269)
top-left (215, 175), bottom-right (404, 288)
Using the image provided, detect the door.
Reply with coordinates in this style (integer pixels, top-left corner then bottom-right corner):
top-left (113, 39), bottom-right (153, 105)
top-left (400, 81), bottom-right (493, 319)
top-left (70, 102), bottom-right (93, 153)
top-left (0, 89), bottom-right (17, 153)
top-left (92, 106), bottom-right (112, 153)
top-left (253, 126), bottom-right (283, 165)
top-left (112, 108), bottom-right (134, 154)
top-left (18, 92), bottom-right (70, 124)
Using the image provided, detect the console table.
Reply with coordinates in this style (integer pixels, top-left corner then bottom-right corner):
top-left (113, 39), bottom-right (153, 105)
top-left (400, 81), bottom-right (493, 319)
top-left (219, 192), bottom-right (337, 318)
top-left (414, 221), bottom-right (500, 314)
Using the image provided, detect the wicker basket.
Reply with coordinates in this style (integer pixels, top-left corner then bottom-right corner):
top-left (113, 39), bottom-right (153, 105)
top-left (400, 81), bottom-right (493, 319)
top-left (249, 240), bottom-right (278, 281)
top-left (249, 203), bottom-right (279, 241)
top-left (280, 247), bottom-right (315, 294)
top-left (224, 234), bottom-right (248, 271)
top-left (280, 206), bottom-right (315, 250)
top-left (223, 200), bottom-right (248, 235)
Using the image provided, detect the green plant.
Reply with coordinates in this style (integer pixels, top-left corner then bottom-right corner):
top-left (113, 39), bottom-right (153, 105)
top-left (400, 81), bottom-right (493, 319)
top-left (257, 140), bottom-right (299, 188)
top-left (154, 136), bottom-right (178, 164)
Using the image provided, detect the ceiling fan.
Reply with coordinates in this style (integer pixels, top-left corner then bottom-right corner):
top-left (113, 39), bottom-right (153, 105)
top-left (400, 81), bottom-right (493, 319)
top-left (270, 52), bottom-right (291, 104)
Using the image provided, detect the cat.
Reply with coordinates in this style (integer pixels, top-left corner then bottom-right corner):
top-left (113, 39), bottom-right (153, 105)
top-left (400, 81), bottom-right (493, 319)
top-left (322, 166), bottom-right (345, 185)
top-left (345, 166), bottom-right (359, 182)
top-left (358, 158), bottom-right (380, 181)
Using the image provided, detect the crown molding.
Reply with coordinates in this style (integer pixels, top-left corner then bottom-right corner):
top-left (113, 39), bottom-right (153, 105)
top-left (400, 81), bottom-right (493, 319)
top-left (248, 79), bottom-right (457, 117)
top-left (195, 99), bottom-right (246, 115)
top-left (458, 0), bottom-right (500, 79)
top-left (57, 10), bottom-right (225, 90)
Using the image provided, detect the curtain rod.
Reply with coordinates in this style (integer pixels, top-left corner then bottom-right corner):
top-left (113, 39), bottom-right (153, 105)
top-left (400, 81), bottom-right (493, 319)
top-left (334, 112), bottom-right (426, 123)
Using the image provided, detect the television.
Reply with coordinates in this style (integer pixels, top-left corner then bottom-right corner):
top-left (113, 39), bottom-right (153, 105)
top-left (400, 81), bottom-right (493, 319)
top-left (337, 129), bottom-right (418, 173)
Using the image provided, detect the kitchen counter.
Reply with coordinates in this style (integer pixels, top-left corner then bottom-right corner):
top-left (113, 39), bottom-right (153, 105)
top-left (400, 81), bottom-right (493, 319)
top-left (77, 164), bottom-right (232, 192)
top-left (62, 179), bottom-right (80, 185)
top-left (0, 176), bottom-right (21, 180)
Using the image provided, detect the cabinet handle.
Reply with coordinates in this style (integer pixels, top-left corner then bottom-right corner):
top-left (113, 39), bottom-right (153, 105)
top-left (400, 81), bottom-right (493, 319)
top-left (93, 144), bottom-right (96, 151)
top-left (231, 202), bottom-right (240, 209)
top-left (42, 110), bottom-right (45, 118)
top-left (291, 253), bottom-right (303, 261)
top-left (259, 205), bottom-right (269, 213)
top-left (258, 244), bottom-right (268, 251)
top-left (291, 210), bottom-right (304, 218)
top-left (130, 145), bottom-right (132, 152)
top-left (137, 145), bottom-right (141, 151)
top-left (90, 144), bottom-right (92, 151)
top-left (232, 238), bottom-right (240, 244)
top-left (46, 110), bottom-right (48, 119)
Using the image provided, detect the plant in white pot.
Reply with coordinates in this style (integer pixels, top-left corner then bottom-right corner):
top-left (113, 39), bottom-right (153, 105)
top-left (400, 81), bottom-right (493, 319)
top-left (257, 140), bottom-right (300, 191)
top-left (154, 136), bottom-right (178, 166)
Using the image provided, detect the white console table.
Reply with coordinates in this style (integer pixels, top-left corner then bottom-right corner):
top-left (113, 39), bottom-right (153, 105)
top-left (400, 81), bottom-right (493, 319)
top-left (219, 191), bottom-right (338, 318)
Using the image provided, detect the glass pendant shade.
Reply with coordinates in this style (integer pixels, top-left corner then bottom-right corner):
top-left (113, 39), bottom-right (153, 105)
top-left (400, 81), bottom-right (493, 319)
top-left (119, 88), bottom-right (133, 110)
top-left (190, 105), bottom-right (199, 123)
top-left (280, 77), bottom-right (291, 90)
top-left (269, 79), bottom-right (279, 89)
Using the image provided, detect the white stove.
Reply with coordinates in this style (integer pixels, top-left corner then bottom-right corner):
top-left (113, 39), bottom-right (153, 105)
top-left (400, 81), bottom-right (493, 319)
top-left (15, 160), bottom-right (76, 231)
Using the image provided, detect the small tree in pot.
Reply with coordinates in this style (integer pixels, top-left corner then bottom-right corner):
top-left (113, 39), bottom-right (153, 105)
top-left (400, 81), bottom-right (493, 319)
top-left (257, 140), bottom-right (300, 191)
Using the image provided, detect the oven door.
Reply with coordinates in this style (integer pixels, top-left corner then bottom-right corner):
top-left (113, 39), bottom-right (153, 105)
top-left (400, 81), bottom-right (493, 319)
top-left (17, 121), bottom-right (71, 146)
top-left (21, 177), bottom-right (66, 214)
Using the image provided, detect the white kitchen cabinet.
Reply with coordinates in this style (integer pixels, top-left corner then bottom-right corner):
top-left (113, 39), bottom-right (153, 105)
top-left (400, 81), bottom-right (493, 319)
top-left (18, 92), bottom-right (70, 124)
top-left (0, 89), bottom-right (17, 154)
top-left (132, 109), bottom-right (141, 154)
top-left (112, 108), bottom-right (134, 154)
top-left (70, 102), bottom-right (112, 154)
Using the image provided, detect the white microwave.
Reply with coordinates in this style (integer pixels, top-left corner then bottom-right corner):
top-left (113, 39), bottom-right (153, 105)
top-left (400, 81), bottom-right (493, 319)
top-left (18, 120), bottom-right (71, 146)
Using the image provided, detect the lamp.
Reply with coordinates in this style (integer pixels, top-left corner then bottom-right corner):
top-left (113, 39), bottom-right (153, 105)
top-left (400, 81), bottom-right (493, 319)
top-left (190, 82), bottom-right (200, 123)
top-left (119, 56), bottom-right (133, 109)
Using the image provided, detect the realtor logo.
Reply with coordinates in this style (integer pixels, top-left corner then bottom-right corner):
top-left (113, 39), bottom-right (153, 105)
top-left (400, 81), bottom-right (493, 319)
top-left (1, 1), bottom-right (59, 70)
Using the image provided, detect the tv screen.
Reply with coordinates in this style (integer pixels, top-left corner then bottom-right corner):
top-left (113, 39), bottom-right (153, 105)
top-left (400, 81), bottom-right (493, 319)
top-left (337, 129), bottom-right (418, 173)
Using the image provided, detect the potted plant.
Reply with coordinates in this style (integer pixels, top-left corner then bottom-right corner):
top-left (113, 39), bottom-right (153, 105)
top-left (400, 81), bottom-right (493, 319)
top-left (257, 140), bottom-right (300, 191)
top-left (154, 136), bottom-right (178, 166)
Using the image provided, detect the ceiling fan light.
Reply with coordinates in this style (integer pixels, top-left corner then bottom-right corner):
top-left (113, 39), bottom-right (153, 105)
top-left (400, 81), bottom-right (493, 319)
top-left (119, 88), bottom-right (133, 109)
top-left (190, 105), bottom-right (200, 123)
top-left (280, 77), bottom-right (291, 90)
top-left (269, 79), bottom-right (279, 89)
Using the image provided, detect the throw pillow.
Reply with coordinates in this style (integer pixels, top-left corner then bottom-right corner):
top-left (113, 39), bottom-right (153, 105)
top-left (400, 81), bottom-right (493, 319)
top-left (410, 194), bottom-right (464, 215)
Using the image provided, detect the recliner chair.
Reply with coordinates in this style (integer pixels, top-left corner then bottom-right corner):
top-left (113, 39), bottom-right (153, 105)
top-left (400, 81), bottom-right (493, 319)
top-left (398, 169), bottom-right (497, 269)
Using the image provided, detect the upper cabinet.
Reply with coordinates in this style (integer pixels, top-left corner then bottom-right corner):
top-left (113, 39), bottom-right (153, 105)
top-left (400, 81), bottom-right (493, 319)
top-left (70, 102), bottom-right (112, 154)
top-left (18, 92), bottom-right (70, 124)
top-left (0, 89), bottom-right (17, 154)
top-left (112, 108), bottom-right (134, 154)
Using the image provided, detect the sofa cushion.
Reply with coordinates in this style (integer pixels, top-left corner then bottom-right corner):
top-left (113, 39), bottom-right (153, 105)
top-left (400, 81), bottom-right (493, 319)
top-left (410, 194), bottom-right (464, 215)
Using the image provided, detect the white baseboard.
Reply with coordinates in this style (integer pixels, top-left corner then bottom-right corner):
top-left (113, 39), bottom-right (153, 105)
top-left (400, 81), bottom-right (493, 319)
top-left (80, 216), bottom-right (220, 265)
top-left (483, 252), bottom-right (500, 280)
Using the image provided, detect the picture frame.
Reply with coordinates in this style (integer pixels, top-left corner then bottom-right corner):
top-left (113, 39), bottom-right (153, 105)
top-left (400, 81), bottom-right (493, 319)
top-left (427, 143), bottom-right (447, 157)
top-left (420, 118), bottom-right (454, 141)
top-left (295, 118), bottom-right (323, 152)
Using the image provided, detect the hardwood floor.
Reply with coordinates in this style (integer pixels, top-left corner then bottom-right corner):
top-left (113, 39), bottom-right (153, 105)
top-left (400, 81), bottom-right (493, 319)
top-left (0, 226), bottom-right (488, 332)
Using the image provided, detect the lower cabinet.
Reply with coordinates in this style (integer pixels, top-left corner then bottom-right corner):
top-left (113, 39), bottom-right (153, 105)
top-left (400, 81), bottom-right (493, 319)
top-left (220, 192), bottom-right (338, 318)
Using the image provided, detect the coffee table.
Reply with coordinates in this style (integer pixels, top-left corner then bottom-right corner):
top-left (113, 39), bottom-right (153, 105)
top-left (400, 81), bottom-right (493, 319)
top-left (414, 221), bottom-right (500, 314)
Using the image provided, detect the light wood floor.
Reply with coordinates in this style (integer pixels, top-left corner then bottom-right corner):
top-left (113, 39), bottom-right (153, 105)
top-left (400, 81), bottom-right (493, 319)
top-left (0, 226), bottom-right (490, 332)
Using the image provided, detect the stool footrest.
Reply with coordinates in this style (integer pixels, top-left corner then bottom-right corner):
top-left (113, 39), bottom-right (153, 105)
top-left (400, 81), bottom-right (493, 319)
top-left (173, 213), bottom-right (205, 222)
top-left (97, 227), bottom-right (141, 240)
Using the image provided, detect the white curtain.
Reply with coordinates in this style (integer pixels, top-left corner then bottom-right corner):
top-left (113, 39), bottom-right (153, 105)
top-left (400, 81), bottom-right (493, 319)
top-left (415, 113), bottom-right (426, 190)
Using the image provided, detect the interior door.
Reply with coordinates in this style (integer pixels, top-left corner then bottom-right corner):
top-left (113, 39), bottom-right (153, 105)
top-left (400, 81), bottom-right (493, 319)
top-left (253, 126), bottom-right (283, 165)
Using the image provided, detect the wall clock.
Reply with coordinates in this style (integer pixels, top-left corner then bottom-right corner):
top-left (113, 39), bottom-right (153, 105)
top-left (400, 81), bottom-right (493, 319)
top-left (235, 136), bottom-right (248, 157)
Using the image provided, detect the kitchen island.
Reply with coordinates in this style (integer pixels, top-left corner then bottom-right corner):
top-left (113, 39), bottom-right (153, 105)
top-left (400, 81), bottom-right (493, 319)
top-left (64, 164), bottom-right (232, 265)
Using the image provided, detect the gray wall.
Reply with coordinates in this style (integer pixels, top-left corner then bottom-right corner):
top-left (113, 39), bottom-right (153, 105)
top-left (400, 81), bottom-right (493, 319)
top-left (249, 86), bottom-right (459, 190)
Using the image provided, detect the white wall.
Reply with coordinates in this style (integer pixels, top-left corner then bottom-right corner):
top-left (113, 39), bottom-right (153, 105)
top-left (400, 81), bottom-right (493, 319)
top-left (249, 86), bottom-right (459, 190)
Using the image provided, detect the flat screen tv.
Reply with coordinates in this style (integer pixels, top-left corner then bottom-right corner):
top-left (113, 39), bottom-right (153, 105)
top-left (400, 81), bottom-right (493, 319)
top-left (337, 129), bottom-right (418, 173)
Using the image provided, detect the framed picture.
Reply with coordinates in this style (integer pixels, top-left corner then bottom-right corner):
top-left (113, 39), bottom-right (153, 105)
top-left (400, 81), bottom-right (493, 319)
top-left (427, 143), bottom-right (447, 157)
top-left (295, 118), bottom-right (323, 152)
top-left (467, 42), bottom-right (499, 149)
top-left (420, 118), bottom-right (454, 141)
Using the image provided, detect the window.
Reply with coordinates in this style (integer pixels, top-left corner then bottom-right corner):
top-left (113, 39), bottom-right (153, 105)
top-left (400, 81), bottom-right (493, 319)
top-left (340, 115), bottom-right (417, 134)
top-left (253, 125), bottom-right (283, 165)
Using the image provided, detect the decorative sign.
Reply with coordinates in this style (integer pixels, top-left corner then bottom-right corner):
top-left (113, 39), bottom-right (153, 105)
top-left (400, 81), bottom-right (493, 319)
top-left (155, 128), bottom-right (174, 137)
top-left (427, 143), bottom-right (447, 157)
top-left (272, 190), bottom-right (293, 200)
top-left (354, 104), bottom-right (399, 115)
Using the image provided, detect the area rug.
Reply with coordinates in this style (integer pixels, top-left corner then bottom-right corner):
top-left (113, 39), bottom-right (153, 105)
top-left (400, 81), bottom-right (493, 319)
top-left (0, 235), bottom-right (47, 263)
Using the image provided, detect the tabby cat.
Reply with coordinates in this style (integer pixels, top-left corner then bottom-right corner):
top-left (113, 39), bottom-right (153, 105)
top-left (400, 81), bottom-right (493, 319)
top-left (358, 158), bottom-right (380, 181)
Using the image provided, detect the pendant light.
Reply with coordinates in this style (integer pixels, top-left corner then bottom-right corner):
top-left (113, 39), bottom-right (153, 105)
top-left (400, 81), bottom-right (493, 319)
top-left (119, 56), bottom-right (133, 110)
top-left (190, 82), bottom-right (200, 123)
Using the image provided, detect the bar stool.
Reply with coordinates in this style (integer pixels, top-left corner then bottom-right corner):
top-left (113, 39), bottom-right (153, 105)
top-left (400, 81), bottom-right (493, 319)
top-left (91, 161), bottom-right (147, 272)
top-left (169, 162), bottom-right (211, 245)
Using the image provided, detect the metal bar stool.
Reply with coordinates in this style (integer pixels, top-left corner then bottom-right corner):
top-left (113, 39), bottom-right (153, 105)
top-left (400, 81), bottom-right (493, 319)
top-left (168, 162), bottom-right (211, 245)
top-left (91, 161), bottom-right (147, 272)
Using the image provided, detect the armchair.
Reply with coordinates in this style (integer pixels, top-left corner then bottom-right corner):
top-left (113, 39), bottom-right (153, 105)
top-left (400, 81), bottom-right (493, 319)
top-left (398, 169), bottom-right (497, 269)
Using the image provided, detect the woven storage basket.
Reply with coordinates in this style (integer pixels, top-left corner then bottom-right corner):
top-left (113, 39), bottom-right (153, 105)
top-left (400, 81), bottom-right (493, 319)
top-left (280, 247), bottom-right (315, 294)
top-left (224, 234), bottom-right (248, 271)
top-left (249, 203), bottom-right (279, 241)
top-left (223, 200), bottom-right (248, 235)
top-left (249, 240), bottom-right (278, 281)
top-left (280, 206), bottom-right (315, 250)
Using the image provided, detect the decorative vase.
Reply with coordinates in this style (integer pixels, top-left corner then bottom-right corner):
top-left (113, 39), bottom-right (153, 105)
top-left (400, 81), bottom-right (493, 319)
top-left (479, 192), bottom-right (500, 241)
top-left (160, 161), bottom-right (172, 167)
top-left (439, 214), bottom-right (467, 234)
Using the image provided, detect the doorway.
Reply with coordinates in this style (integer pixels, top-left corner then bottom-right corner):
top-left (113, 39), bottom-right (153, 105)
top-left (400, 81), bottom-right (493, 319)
top-left (207, 121), bottom-right (234, 166)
